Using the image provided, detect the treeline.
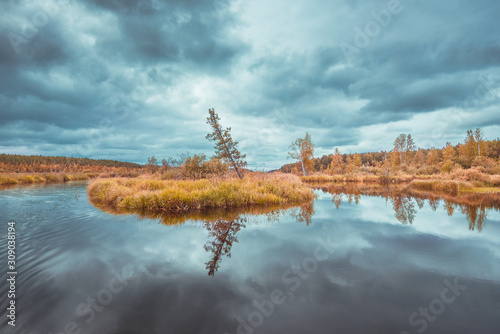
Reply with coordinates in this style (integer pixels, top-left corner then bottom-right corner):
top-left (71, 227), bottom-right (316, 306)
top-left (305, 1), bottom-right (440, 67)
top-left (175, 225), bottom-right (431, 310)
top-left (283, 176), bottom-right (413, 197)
top-left (0, 154), bottom-right (142, 173)
top-left (281, 128), bottom-right (500, 176)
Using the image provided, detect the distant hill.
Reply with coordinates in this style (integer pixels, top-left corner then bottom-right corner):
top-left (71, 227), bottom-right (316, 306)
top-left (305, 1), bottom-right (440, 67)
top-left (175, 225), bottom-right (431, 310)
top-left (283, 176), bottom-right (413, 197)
top-left (0, 154), bottom-right (143, 173)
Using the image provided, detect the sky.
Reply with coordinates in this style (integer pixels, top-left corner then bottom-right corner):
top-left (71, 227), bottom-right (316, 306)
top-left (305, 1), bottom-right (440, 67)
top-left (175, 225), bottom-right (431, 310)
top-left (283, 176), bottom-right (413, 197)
top-left (0, 0), bottom-right (499, 169)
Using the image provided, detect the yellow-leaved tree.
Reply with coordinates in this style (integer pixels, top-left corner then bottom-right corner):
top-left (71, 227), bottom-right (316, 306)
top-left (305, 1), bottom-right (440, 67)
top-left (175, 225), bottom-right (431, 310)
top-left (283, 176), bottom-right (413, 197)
top-left (288, 133), bottom-right (315, 176)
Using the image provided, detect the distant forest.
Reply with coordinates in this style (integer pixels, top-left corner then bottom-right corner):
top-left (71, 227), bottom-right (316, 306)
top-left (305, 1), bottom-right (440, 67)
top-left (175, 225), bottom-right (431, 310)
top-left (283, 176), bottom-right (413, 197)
top-left (281, 130), bottom-right (500, 175)
top-left (0, 154), bottom-right (142, 173)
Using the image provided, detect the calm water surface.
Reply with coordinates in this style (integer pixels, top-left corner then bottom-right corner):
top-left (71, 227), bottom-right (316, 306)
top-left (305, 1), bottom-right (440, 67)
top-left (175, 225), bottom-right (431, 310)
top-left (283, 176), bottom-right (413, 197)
top-left (1, 182), bottom-right (499, 334)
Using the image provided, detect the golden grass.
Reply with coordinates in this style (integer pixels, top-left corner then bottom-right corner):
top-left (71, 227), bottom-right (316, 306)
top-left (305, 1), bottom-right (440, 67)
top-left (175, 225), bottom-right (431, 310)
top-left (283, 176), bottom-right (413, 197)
top-left (0, 171), bottom-right (143, 186)
top-left (409, 179), bottom-right (474, 194)
top-left (301, 174), bottom-right (416, 184)
top-left (463, 187), bottom-right (500, 194)
top-left (0, 173), bottom-right (90, 185)
top-left (88, 173), bottom-right (315, 214)
top-left (301, 168), bottom-right (500, 194)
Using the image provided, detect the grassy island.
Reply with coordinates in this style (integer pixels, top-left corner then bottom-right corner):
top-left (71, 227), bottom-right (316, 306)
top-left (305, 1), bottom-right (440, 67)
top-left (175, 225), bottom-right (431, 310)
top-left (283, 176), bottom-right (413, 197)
top-left (87, 173), bottom-right (315, 214)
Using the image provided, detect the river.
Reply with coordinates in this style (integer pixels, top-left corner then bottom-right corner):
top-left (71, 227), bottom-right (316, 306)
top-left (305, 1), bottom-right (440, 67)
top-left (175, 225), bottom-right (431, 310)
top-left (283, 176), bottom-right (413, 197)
top-left (0, 181), bottom-right (499, 334)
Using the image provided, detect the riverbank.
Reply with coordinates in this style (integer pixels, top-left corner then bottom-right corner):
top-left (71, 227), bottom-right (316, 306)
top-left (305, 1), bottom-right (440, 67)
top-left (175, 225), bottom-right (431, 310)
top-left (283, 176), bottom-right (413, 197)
top-left (300, 168), bottom-right (500, 194)
top-left (0, 171), bottom-right (142, 186)
top-left (0, 173), bottom-right (92, 185)
top-left (87, 173), bottom-right (315, 214)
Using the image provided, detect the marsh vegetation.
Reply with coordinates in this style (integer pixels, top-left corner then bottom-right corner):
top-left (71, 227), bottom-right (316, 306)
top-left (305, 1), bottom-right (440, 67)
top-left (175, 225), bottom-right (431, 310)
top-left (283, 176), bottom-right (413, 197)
top-left (88, 173), bottom-right (315, 215)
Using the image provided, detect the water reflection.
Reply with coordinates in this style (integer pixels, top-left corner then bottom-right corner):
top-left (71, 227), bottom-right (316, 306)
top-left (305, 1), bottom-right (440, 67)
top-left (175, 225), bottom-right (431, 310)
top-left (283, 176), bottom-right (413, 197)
top-left (290, 201), bottom-right (315, 225)
top-left (316, 184), bottom-right (500, 231)
top-left (204, 217), bottom-right (247, 276)
top-left (91, 199), bottom-right (316, 276)
top-left (91, 200), bottom-right (314, 227)
top-left (2, 182), bottom-right (500, 334)
top-left (200, 201), bottom-right (315, 276)
top-left (201, 203), bottom-right (315, 276)
top-left (393, 195), bottom-right (417, 225)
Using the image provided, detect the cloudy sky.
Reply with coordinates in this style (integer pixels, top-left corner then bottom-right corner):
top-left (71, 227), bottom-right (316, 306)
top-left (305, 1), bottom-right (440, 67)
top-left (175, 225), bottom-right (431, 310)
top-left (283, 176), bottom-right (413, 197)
top-left (1, 0), bottom-right (499, 169)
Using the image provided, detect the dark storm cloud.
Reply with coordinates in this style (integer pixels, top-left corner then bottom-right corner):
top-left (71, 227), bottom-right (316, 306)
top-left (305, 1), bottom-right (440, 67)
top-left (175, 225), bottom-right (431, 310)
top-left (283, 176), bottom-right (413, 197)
top-left (0, 0), bottom-right (499, 167)
top-left (86, 0), bottom-right (244, 68)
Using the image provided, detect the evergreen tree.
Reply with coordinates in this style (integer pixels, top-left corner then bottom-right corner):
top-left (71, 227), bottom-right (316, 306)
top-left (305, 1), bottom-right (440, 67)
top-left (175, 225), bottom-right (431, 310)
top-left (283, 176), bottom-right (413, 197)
top-left (206, 109), bottom-right (247, 179)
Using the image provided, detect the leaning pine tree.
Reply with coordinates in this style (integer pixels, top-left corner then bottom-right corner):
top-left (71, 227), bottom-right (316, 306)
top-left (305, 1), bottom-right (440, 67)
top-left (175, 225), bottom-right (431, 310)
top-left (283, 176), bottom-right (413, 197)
top-left (206, 108), bottom-right (247, 179)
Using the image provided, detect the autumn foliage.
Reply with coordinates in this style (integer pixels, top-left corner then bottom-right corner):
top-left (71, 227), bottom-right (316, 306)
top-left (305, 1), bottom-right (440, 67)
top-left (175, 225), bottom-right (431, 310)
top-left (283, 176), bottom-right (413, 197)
top-left (282, 128), bottom-right (500, 180)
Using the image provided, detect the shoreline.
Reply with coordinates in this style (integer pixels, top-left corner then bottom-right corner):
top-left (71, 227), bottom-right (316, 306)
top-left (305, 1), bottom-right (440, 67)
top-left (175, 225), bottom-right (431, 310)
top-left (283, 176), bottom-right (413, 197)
top-left (0, 172), bottom-right (140, 186)
top-left (2, 172), bottom-right (499, 195)
top-left (301, 172), bottom-right (500, 194)
top-left (0, 172), bottom-right (92, 185)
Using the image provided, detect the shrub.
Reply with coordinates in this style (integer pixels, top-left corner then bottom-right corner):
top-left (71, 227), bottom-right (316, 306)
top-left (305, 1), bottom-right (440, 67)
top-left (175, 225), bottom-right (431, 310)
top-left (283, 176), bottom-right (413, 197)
top-left (182, 155), bottom-right (230, 180)
top-left (416, 165), bottom-right (441, 175)
top-left (472, 156), bottom-right (496, 169)
top-left (182, 154), bottom-right (207, 180)
top-left (204, 157), bottom-right (229, 177)
top-left (441, 160), bottom-right (454, 173)
top-left (489, 163), bottom-right (500, 175)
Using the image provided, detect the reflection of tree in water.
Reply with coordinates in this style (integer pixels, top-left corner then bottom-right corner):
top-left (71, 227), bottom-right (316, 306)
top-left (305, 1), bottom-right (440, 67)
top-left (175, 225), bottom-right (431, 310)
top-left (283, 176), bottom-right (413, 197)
top-left (415, 197), bottom-right (425, 209)
top-left (204, 217), bottom-right (247, 276)
top-left (392, 195), bottom-right (417, 225)
top-left (347, 193), bottom-right (361, 205)
top-left (445, 199), bottom-right (488, 231)
top-left (332, 193), bottom-right (343, 209)
top-left (316, 183), bottom-right (500, 231)
top-left (460, 204), bottom-right (487, 231)
top-left (291, 201), bottom-right (315, 225)
top-left (331, 193), bottom-right (360, 209)
top-left (444, 200), bottom-right (455, 216)
top-left (203, 203), bottom-right (315, 276)
top-left (428, 198), bottom-right (440, 211)
top-left (94, 197), bottom-right (316, 276)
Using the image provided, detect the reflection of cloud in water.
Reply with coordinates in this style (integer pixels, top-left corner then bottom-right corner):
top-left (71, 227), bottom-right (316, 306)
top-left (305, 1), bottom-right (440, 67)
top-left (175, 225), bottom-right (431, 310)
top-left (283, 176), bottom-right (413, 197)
top-left (90, 199), bottom-right (316, 276)
top-left (202, 202), bottom-right (315, 276)
top-left (2, 182), bottom-right (500, 333)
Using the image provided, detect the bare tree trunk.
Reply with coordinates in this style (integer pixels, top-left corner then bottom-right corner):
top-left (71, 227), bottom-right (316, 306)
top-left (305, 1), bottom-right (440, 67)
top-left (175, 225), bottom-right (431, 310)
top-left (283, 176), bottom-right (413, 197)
top-left (229, 156), bottom-right (243, 179)
top-left (300, 160), bottom-right (306, 176)
top-left (234, 164), bottom-right (243, 179)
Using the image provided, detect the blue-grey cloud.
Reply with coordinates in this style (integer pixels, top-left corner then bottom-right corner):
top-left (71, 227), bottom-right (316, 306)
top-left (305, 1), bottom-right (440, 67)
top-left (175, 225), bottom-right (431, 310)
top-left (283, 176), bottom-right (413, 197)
top-left (0, 0), bottom-right (499, 168)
